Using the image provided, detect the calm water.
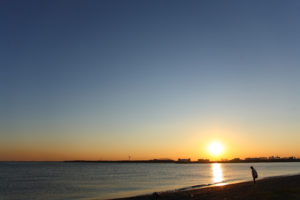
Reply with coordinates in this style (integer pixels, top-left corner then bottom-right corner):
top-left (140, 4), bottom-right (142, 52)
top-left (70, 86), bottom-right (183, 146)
top-left (1, 162), bottom-right (300, 200)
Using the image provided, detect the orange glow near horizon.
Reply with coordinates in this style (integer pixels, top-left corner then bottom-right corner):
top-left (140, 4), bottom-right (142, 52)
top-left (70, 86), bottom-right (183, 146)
top-left (1, 149), bottom-right (299, 161)
top-left (1, 127), bottom-right (300, 161)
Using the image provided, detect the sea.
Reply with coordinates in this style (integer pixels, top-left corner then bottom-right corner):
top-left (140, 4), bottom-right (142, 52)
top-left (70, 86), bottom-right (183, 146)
top-left (1, 162), bottom-right (300, 200)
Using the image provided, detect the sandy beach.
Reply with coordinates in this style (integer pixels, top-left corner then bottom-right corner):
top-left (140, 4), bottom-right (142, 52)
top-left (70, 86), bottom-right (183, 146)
top-left (114, 174), bottom-right (300, 200)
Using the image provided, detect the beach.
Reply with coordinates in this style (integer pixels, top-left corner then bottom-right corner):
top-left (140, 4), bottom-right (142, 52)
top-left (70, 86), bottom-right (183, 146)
top-left (115, 174), bottom-right (300, 200)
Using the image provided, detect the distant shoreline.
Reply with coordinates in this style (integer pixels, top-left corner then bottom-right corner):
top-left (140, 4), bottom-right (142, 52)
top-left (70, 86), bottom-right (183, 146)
top-left (113, 174), bottom-right (300, 200)
top-left (63, 159), bottom-right (300, 164)
top-left (1, 158), bottom-right (300, 163)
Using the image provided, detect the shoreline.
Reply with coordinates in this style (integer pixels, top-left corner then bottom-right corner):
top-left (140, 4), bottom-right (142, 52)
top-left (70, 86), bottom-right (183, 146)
top-left (113, 174), bottom-right (300, 200)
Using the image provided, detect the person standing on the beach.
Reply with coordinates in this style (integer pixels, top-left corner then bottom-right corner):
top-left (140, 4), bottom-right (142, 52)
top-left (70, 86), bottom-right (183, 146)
top-left (250, 166), bottom-right (258, 184)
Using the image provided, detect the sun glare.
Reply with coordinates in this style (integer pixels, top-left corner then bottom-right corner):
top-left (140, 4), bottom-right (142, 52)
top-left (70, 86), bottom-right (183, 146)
top-left (208, 141), bottom-right (224, 156)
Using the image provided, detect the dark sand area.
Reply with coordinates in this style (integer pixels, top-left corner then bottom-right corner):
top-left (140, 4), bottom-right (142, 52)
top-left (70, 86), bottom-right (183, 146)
top-left (114, 174), bottom-right (300, 200)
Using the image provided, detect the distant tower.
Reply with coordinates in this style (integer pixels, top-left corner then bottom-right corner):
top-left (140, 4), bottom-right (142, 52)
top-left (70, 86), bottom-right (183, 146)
top-left (128, 155), bottom-right (131, 160)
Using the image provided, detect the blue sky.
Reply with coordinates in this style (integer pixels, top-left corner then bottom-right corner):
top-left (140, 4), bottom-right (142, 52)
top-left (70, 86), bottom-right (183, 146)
top-left (1, 0), bottom-right (300, 160)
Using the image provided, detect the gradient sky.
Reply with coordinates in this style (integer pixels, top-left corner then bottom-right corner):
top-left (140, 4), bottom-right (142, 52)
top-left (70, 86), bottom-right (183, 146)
top-left (1, 0), bottom-right (300, 161)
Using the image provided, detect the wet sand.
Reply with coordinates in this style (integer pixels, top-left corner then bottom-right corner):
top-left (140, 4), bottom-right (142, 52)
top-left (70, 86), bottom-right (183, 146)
top-left (114, 174), bottom-right (300, 200)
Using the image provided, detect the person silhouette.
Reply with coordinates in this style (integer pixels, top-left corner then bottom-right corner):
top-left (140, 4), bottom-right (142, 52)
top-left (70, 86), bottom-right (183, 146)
top-left (153, 192), bottom-right (159, 200)
top-left (250, 166), bottom-right (258, 184)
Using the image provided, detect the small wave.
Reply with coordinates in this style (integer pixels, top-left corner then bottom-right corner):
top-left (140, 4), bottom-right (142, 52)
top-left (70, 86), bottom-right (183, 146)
top-left (176, 184), bottom-right (211, 191)
top-left (175, 178), bottom-right (248, 192)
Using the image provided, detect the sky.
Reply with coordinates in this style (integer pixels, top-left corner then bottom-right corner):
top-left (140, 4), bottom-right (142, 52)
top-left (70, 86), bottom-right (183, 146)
top-left (1, 0), bottom-right (300, 161)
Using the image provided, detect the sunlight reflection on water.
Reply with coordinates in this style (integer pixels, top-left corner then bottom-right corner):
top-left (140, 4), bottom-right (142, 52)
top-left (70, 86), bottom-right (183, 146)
top-left (211, 163), bottom-right (226, 185)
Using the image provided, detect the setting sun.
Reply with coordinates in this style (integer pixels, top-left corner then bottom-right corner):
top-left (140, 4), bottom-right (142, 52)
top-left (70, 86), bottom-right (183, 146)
top-left (208, 141), bottom-right (224, 156)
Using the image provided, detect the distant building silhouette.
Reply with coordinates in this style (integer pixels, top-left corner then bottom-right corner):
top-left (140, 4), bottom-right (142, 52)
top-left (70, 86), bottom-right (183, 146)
top-left (177, 158), bottom-right (191, 163)
top-left (231, 158), bottom-right (241, 162)
top-left (197, 159), bottom-right (210, 163)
